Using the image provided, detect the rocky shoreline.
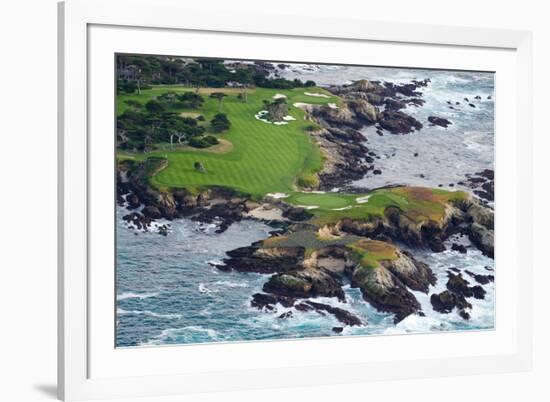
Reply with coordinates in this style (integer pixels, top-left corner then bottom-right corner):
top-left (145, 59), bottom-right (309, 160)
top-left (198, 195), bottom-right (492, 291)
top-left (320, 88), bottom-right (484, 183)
top-left (116, 76), bottom-right (495, 331)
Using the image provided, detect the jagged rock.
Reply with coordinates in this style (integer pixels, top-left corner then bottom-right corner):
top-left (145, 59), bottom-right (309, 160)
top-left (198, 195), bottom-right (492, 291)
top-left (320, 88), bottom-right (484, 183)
top-left (469, 222), bottom-right (494, 258)
top-left (384, 98), bottom-right (407, 111)
top-left (224, 246), bottom-right (305, 274)
top-left (283, 206), bottom-right (313, 221)
top-left (302, 301), bottom-right (363, 326)
top-left (352, 265), bottom-right (421, 323)
top-left (385, 250), bottom-right (436, 293)
top-left (464, 270), bottom-right (494, 285)
top-left (430, 290), bottom-right (472, 313)
top-left (251, 293), bottom-right (296, 310)
top-left (347, 99), bottom-right (380, 123)
top-left (141, 205), bottom-right (162, 219)
top-left (122, 212), bottom-right (152, 231)
top-left (192, 201), bottom-right (245, 233)
top-left (451, 243), bottom-right (467, 254)
top-left (313, 104), bottom-right (360, 129)
top-left (263, 268), bottom-right (345, 301)
top-left (379, 110), bottom-right (423, 134)
top-left (126, 193), bottom-right (141, 209)
top-left (279, 311), bottom-right (293, 319)
top-left (446, 273), bottom-right (473, 296)
top-left (428, 116), bottom-right (452, 128)
top-left (446, 273), bottom-right (486, 300)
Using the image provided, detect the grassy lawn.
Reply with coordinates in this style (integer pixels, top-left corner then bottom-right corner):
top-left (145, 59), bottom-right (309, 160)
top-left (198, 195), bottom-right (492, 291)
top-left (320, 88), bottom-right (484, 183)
top-left (286, 187), bottom-right (467, 225)
top-left (117, 85), bottom-right (338, 196)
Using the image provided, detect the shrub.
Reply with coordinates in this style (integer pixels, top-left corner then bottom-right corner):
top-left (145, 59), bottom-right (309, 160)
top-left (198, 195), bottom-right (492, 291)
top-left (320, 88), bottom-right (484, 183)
top-left (188, 136), bottom-right (218, 148)
top-left (211, 113), bottom-right (231, 133)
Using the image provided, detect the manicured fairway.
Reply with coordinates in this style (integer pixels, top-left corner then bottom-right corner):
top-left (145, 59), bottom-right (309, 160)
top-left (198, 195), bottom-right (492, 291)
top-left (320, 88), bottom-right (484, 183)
top-left (117, 86), bottom-right (338, 196)
top-left (286, 187), bottom-right (467, 225)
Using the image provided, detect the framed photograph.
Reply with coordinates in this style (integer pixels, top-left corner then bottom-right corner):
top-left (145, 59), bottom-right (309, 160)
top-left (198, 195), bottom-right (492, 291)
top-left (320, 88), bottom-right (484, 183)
top-left (58, 0), bottom-right (533, 400)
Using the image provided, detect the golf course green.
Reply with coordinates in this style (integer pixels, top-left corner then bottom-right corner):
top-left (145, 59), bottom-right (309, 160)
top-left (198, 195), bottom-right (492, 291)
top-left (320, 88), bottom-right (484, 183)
top-left (117, 85), bottom-right (339, 196)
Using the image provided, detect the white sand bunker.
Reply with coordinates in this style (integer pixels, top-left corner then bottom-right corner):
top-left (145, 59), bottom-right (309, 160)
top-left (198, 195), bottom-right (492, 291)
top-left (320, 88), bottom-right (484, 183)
top-left (297, 205), bottom-right (319, 210)
top-left (266, 192), bottom-right (289, 199)
top-left (246, 205), bottom-right (286, 221)
top-left (273, 93), bottom-right (287, 99)
top-left (304, 92), bottom-right (330, 98)
top-left (331, 206), bottom-right (353, 211)
top-left (356, 195), bottom-right (371, 204)
top-left (327, 103), bottom-right (339, 109)
top-left (254, 110), bottom-right (295, 125)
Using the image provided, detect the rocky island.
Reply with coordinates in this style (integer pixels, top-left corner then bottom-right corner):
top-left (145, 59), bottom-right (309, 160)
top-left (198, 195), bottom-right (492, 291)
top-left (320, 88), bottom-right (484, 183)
top-left (115, 55), bottom-right (495, 346)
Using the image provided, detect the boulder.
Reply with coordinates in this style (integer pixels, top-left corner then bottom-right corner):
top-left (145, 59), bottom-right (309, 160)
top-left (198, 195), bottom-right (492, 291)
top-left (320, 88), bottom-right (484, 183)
top-left (430, 290), bottom-right (472, 313)
top-left (428, 116), bottom-right (452, 128)
top-left (379, 110), bottom-right (423, 134)
top-left (251, 293), bottom-right (296, 310)
top-left (224, 246), bottom-right (305, 274)
top-left (283, 206), bottom-right (313, 221)
top-left (263, 268), bottom-right (346, 301)
top-left (352, 265), bottom-right (421, 323)
top-left (469, 222), bottom-right (494, 258)
top-left (141, 205), bottom-right (162, 219)
top-left (347, 99), bottom-right (380, 123)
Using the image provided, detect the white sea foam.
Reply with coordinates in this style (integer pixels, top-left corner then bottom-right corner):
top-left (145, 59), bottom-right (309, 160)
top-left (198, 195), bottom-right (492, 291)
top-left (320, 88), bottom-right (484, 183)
top-left (198, 283), bottom-right (211, 294)
top-left (116, 292), bottom-right (159, 301)
top-left (117, 308), bottom-right (182, 320)
top-left (214, 280), bottom-right (249, 288)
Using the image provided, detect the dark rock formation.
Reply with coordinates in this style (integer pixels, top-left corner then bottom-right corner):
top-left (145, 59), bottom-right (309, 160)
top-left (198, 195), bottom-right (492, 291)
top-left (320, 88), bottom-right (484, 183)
top-left (263, 268), bottom-right (346, 301)
top-left (142, 205), bottom-right (162, 219)
top-left (430, 290), bottom-right (472, 314)
top-left (251, 293), bottom-right (296, 310)
top-left (446, 272), bottom-right (486, 300)
top-left (428, 116), bottom-right (452, 128)
top-left (282, 206), bottom-right (313, 221)
top-left (464, 270), bottom-right (494, 285)
top-left (451, 243), bottom-right (467, 254)
top-left (379, 110), bottom-right (423, 134)
top-left (300, 300), bottom-right (363, 326)
top-left (224, 245), bottom-right (305, 274)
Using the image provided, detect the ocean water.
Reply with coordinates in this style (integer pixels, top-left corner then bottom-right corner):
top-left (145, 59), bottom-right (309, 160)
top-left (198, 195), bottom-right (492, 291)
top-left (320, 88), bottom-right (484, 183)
top-left (116, 64), bottom-right (495, 347)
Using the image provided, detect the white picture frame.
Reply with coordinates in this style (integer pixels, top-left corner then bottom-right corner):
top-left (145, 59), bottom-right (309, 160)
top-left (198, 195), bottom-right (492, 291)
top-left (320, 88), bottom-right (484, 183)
top-left (58, 0), bottom-right (533, 400)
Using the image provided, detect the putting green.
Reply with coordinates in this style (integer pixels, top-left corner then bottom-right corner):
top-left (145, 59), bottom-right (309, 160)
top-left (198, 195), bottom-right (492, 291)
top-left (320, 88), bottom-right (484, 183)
top-left (117, 85), bottom-right (338, 196)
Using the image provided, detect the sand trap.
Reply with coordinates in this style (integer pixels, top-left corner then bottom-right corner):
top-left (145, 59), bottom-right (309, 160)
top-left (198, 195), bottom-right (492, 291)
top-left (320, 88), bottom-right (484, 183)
top-left (304, 92), bottom-right (330, 98)
top-left (246, 205), bottom-right (286, 221)
top-left (297, 205), bottom-right (319, 210)
top-left (356, 195), bottom-right (371, 204)
top-left (254, 110), bottom-right (295, 125)
top-left (327, 103), bottom-right (339, 109)
top-left (331, 206), bottom-right (353, 211)
top-left (266, 192), bottom-right (289, 199)
top-left (311, 190), bottom-right (325, 194)
top-left (293, 102), bottom-right (314, 110)
top-left (273, 93), bottom-right (287, 99)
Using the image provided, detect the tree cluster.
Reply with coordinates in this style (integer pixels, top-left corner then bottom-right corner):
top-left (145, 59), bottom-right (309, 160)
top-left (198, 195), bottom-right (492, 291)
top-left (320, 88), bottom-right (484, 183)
top-left (116, 55), bottom-right (316, 93)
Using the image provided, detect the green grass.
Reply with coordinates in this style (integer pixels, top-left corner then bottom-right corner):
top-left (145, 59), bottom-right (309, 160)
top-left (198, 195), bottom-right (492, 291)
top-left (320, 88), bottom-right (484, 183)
top-left (285, 187), bottom-right (468, 226)
top-left (348, 239), bottom-right (399, 270)
top-left (117, 85), bottom-right (337, 196)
